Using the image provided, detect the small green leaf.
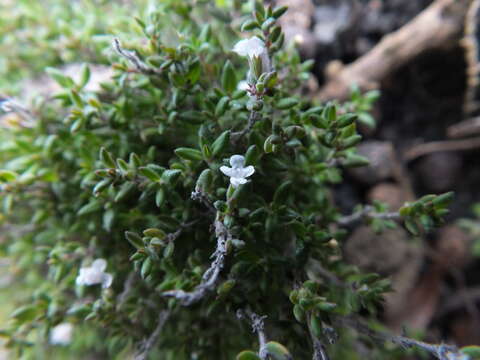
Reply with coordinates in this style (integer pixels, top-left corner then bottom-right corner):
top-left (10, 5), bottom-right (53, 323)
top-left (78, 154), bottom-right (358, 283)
top-left (46, 67), bottom-right (75, 88)
top-left (0, 170), bottom-right (18, 182)
top-left (162, 169), bottom-right (182, 184)
top-left (236, 351), bottom-right (262, 360)
top-left (155, 187), bottom-right (166, 207)
top-left (195, 169), bottom-right (213, 193)
top-left (272, 5), bottom-right (288, 19)
top-left (241, 19), bottom-right (259, 31)
top-left (221, 61), bottom-right (237, 94)
top-left (143, 228), bottom-right (166, 239)
top-left (264, 341), bottom-right (292, 360)
top-left (215, 96), bottom-right (230, 117)
top-left (78, 201), bottom-right (101, 215)
top-left (174, 148), bottom-right (203, 161)
top-left (79, 64), bottom-right (91, 88)
top-left (461, 345), bottom-right (480, 358)
top-left (141, 258), bottom-right (153, 279)
top-left (100, 148), bottom-right (116, 168)
top-left (276, 97), bottom-right (298, 110)
top-left (10, 305), bottom-right (38, 324)
top-left (125, 231), bottom-right (144, 249)
top-left (139, 167), bottom-right (161, 182)
top-left (212, 130), bottom-right (230, 157)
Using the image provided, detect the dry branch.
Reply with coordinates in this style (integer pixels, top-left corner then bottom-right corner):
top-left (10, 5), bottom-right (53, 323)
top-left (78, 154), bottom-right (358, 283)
top-left (316, 0), bottom-right (473, 101)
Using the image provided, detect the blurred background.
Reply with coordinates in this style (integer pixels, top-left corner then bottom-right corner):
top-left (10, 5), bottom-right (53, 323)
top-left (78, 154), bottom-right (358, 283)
top-left (2, 0), bottom-right (480, 358)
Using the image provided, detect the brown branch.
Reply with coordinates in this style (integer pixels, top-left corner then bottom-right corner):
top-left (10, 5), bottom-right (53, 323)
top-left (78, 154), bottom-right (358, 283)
top-left (162, 216), bottom-right (231, 305)
top-left (337, 205), bottom-right (401, 226)
top-left (316, 0), bottom-right (473, 101)
top-left (403, 136), bottom-right (480, 161)
top-left (134, 310), bottom-right (170, 360)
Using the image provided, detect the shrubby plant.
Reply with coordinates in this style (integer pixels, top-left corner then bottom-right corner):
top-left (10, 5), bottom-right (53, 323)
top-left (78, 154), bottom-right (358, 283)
top-left (0, 1), bottom-right (472, 359)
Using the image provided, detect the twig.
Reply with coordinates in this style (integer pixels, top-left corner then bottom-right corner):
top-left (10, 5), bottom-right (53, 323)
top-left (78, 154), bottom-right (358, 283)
top-left (308, 259), bottom-right (348, 288)
top-left (116, 271), bottom-right (138, 309)
top-left (316, 0), bottom-right (472, 101)
top-left (191, 190), bottom-right (216, 214)
top-left (403, 137), bottom-right (480, 161)
top-left (447, 117), bottom-right (480, 138)
top-left (112, 38), bottom-right (159, 75)
top-left (237, 309), bottom-right (269, 360)
top-left (337, 205), bottom-right (401, 226)
top-left (162, 215), bottom-right (231, 305)
top-left (306, 314), bottom-right (331, 360)
top-left (134, 310), bottom-right (170, 360)
top-left (339, 317), bottom-right (467, 360)
top-left (231, 109), bottom-right (261, 143)
top-left (0, 96), bottom-right (35, 127)
top-left (166, 219), bottom-right (199, 243)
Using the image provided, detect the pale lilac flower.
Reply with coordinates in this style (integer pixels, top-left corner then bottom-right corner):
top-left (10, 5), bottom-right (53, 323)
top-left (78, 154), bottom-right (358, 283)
top-left (237, 80), bottom-right (250, 92)
top-left (233, 36), bottom-right (266, 58)
top-left (220, 155), bottom-right (255, 188)
top-left (76, 258), bottom-right (113, 289)
top-left (50, 323), bottom-right (74, 346)
top-left (233, 36), bottom-right (271, 77)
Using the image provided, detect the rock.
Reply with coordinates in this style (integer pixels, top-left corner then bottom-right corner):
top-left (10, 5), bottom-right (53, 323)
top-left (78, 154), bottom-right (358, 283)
top-left (277, 0), bottom-right (317, 58)
top-left (414, 152), bottom-right (462, 192)
top-left (435, 225), bottom-right (471, 269)
top-left (347, 141), bottom-right (396, 185)
top-left (345, 225), bottom-right (412, 274)
top-left (367, 182), bottom-right (408, 211)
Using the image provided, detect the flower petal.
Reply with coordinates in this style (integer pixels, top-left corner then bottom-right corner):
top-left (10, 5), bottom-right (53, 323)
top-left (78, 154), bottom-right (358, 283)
top-left (229, 154), bottom-right (245, 168)
top-left (240, 165), bottom-right (255, 178)
top-left (233, 37), bottom-right (266, 58)
top-left (231, 177), bottom-right (247, 187)
top-left (102, 273), bottom-right (113, 289)
top-left (220, 165), bottom-right (235, 177)
top-left (92, 258), bottom-right (107, 271)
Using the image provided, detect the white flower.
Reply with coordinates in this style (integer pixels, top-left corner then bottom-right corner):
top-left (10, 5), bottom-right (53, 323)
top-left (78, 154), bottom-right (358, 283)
top-left (237, 80), bottom-right (250, 92)
top-left (50, 323), bottom-right (74, 346)
top-left (76, 258), bottom-right (113, 289)
top-left (233, 36), bottom-right (271, 76)
top-left (220, 155), bottom-right (255, 188)
top-left (233, 36), bottom-right (266, 58)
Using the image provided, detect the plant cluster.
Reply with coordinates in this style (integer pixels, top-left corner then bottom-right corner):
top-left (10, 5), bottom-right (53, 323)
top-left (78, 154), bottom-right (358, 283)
top-left (0, 1), bottom-right (472, 359)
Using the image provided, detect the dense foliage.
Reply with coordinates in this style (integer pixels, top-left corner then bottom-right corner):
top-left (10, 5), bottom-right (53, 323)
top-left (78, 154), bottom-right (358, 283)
top-left (0, 1), bottom-right (463, 359)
